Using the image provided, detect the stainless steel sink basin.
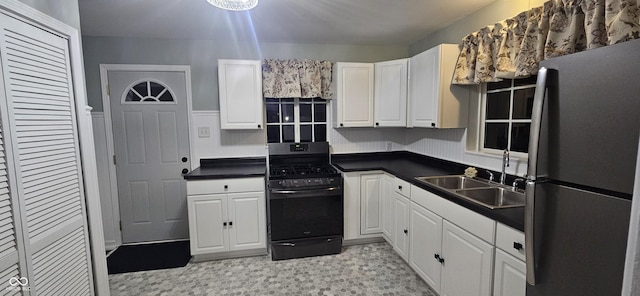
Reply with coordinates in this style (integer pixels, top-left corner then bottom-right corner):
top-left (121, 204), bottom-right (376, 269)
top-left (455, 187), bottom-right (525, 209)
top-left (415, 175), bottom-right (489, 190)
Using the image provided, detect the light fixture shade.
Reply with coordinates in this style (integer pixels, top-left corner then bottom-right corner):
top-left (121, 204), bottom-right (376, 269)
top-left (207, 0), bottom-right (258, 11)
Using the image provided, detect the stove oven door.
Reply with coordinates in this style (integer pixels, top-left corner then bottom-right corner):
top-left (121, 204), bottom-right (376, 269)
top-left (268, 186), bottom-right (344, 241)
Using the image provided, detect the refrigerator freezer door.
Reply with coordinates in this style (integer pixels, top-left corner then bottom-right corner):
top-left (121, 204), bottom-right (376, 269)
top-left (538, 39), bottom-right (640, 195)
top-left (526, 182), bottom-right (631, 296)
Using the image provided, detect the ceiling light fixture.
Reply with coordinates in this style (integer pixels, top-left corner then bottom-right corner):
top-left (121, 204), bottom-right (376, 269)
top-left (207, 0), bottom-right (258, 11)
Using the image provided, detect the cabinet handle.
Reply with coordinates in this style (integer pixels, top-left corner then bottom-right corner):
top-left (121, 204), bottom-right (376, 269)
top-left (439, 257), bottom-right (445, 264)
top-left (513, 242), bottom-right (523, 250)
top-left (434, 253), bottom-right (445, 264)
top-left (431, 122), bottom-right (436, 127)
top-left (223, 222), bottom-right (227, 226)
top-left (258, 124), bottom-right (261, 128)
top-left (181, 168), bottom-right (189, 174)
top-left (182, 157), bottom-right (188, 163)
top-left (403, 229), bottom-right (408, 234)
top-left (398, 185), bottom-right (402, 190)
top-left (229, 221), bottom-right (233, 226)
top-left (224, 185), bottom-right (228, 190)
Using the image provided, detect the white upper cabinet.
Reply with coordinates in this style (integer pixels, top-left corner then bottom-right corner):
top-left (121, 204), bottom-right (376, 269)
top-left (374, 59), bottom-right (408, 127)
top-left (332, 62), bottom-right (375, 127)
top-left (408, 44), bottom-right (469, 128)
top-left (218, 59), bottom-right (264, 129)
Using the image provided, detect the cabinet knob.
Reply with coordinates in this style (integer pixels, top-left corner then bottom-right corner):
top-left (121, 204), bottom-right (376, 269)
top-left (182, 157), bottom-right (188, 163)
top-left (229, 221), bottom-right (233, 226)
top-left (398, 185), bottom-right (402, 190)
top-left (224, 185), bottom-right (228, 190)
top-left (340, 123), bottom-right (344, 127)
top-left (403, 229), bottom-right (408, 234)
top-left (258, 124), bottom-right (261, 128)
top-left (513, 242), bottom-right (523, 250)
top-left (431, 122), bottom-right (436, 127)
top-left (223, 222), bottom-right (227, 226)
top-left (375, 122), bottom-right (379, 126)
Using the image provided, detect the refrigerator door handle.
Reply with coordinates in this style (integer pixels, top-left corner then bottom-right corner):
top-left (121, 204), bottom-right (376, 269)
top-left (525, 67), bottom-right (549, 286)
top-left (527, 67), bottom-right (549, 182)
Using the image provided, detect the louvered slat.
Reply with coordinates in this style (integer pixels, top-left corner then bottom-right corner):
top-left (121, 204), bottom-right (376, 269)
top-left (12, 93), bottom-right (71, 105)
top-left (0, 116), bottom-right (19, 285)
top-left (6, 59), bottom-right (67, 82)
top-left (0, 264), bottom-right (21, 295)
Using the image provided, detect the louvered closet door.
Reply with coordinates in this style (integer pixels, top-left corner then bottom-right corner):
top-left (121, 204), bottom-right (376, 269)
top-left (0, 109), bottom-right (23, 294)
top-left (0, 13), bottom-right (92, 295)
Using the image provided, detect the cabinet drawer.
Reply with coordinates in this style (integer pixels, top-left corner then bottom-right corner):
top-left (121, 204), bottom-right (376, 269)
top-left (411, 185), bottom-right (495, 243)
top-left (394, 177), bottom-right (411, 197)
top-left (187, 177), bottom-right (264, 195)
top-left (496, 223), bottom-right (525, 261)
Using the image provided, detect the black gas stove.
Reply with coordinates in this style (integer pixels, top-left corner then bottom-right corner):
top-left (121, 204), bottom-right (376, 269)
top-left (266, 142), bottom-right (344, 260)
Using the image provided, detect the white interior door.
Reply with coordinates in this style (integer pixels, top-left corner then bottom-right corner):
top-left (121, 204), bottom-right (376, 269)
top-left (107, 70), bottom-right (191, 243)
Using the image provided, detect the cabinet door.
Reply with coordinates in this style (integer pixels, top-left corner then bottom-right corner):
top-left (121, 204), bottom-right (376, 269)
top-left (493, 249), bottom-right (526, 296)
top-left (227, 192), bottom-right (266, 251)
top-left (187, 194), bottom-right (228, 255)
top-left (374, 59), bottom-right (408, 127)
top-left (334, 63), bottom-right (374, 127)
top-left (408, 47), bottom-right (439, 128)
top-left (393, 192), bottom-right (410, 261)
top-left (360, 174), bottom-right (382, 235)
top-left (441, 220), bottom-right (493, 296)
top-left (218, 59), bottom-right (263, 129)
top-left (409, 202), bottom-right (443, 293)
top-left (380, 174), bottom-right (395, 242)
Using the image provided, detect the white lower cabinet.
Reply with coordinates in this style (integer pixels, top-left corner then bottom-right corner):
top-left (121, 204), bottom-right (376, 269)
top-left (494, 223), bottom-right (526, 296)
top-left (393, 191), bottom-right (410, 261)
top-left (187, 178), bottom-right (266, 260)
top-left (440, 220), bottom-right (494, 296)
top-left (409, 202), bottom-right (493, 296)
top-left (493, 249), bottom-right (526, 296)
top-left (380, 174), bottom-right (395, 242)
top-left (360, 174), bottom-right (383, 235)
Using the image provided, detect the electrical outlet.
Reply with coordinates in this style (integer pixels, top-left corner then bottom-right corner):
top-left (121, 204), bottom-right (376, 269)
top-left (198, 127), bottom-right (210, 138)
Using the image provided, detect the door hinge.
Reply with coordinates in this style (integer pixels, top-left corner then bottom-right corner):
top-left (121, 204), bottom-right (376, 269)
top-left (107, 84), bottom-right (110, 96)
top-left (119, 221), bottom-right (122, 231)
top-left (113, 155), bottom-right (116, 165)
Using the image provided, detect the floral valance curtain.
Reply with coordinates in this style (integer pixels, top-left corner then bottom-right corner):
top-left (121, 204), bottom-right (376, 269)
top-left (453, 0), bottom-right (640, 85)
top-left (262, 59), bottom-right (333, 99)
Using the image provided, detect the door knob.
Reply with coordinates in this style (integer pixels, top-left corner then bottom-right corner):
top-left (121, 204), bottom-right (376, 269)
top-left (182, 157), bottom-right (188, 163)
top-left (182, 168), bottom-right (188, 174)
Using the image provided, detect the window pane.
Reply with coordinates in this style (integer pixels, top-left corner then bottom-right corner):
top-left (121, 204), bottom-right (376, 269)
top-left (300, 125), bottom-right (312, 142)
top-left (486, 92), bottom-right (511, 119)
top-left (314, 103), bottom-right (327, 122)
top-left (266, 104), bottom-right (280, 123)
top-left (133, 82), bottom-right (148, 97)
top-left (149, 82), bottom-right (164, 97)
top-left (158, 92), bottom-right (174, 102)
top-left (300, 103), bottom-right (312, 122)
top-left (513, 88), bottom-right (535, 119)
top-left (487, 80), bottom-right (512, 91)
top-left (267, 126), bottom-right (280, 143)
top-left (282, 104), bottom-right (294, 123)
top-left (484, 123), bottom-right (509, 150)
top-left (266, 98), bottom-right (279, 103)
top-left (514, 76), bottom-right (537, 87)
top-left (282, 125), bottom-right (295, 143)
top-left (511, 123), bottom-right (531, 153)
top-left (314, 124), bottom-right (327, 142)
top-left (281, 98), bottom-right (295, 103)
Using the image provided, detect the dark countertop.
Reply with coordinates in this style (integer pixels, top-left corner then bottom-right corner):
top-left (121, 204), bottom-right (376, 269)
top-left (332, 151), bottom-right (524, 232)
top-left (184, 157), bottom-right (266, 180)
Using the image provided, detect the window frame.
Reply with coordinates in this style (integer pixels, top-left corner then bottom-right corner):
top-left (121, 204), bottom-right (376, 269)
top-left (265, 98), bottom-right (328, 143)
top-left (478, 79), bottom-right (535, 159)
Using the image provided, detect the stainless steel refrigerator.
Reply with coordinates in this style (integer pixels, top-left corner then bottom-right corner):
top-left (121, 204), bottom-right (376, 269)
top-left (525, 39), bottom-right (640, 295)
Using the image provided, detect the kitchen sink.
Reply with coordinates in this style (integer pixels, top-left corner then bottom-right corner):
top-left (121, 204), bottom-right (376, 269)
top-left (455, 187), bottom-right (525, 209)
top-left (415, 175), bottom-right (490, 190)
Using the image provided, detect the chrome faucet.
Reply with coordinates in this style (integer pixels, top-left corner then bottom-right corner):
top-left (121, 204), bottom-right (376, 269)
top-left (500, 149), bottom-right (509, 184)
top-left (512, 178), bottom-right (525, 190)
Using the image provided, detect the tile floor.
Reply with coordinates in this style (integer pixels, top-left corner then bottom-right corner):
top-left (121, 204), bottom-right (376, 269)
top-left (109, 242), bottom-right (437, 296)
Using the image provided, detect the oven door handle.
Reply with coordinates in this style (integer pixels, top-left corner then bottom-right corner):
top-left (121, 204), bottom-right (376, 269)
top-left (269, 187), bottom-right (341, 195)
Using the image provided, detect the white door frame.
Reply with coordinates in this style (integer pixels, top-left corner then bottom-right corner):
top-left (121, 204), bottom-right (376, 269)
top-left (99, 64), bottom-right (196, 247)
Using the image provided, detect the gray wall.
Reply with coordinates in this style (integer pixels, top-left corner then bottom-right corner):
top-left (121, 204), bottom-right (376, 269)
top-left (409, 0), bottom-right (547, 55)
top-left (18, 0), bottom-right (81, 31)
top-left (82, 37), bottom-right (408, 111)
